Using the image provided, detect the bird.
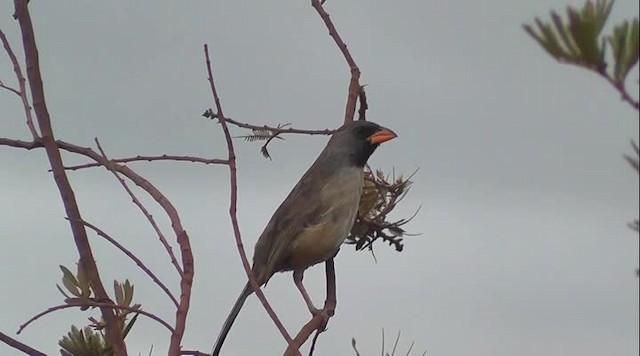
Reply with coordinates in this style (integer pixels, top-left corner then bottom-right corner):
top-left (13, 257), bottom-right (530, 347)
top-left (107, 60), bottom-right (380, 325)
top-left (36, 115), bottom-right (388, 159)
top-left (212, 120), bottom-right (397, 355)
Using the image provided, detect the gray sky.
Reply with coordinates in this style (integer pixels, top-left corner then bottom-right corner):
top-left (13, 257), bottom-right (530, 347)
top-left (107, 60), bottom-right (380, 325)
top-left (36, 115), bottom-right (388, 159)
top-left (1, 1), bottom-right (638, 355)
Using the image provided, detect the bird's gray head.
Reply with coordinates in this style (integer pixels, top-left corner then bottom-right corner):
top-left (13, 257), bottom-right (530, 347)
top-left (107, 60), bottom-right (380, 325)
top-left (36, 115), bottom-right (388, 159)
top-left (324, 120), bottom-right (397, 167)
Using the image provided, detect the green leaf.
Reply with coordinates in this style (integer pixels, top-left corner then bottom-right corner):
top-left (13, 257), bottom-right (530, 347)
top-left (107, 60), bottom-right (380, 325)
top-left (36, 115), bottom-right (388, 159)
top-left (523, 19), bottom-right (565, 60)
top-left (114, 280), bottom-right (124, 306)
top-left (123, 279), bottom-right (134, 307)
top-left (524, 0), bottom-right (615, 70)
top-left (551, 11), bottom-right (580, 58)
top-left (568, 7), bottom-right (602, 67)
top-left (609, 19), bottom-right (640, 83)
top-left (76, 263), bottom-right (92, 298)
top-left (122, 312), bottom-right (140, 339)
top-left (58, 325), bottom-right (111, 356)
top-left (60, 265), bottom-right (81, 297)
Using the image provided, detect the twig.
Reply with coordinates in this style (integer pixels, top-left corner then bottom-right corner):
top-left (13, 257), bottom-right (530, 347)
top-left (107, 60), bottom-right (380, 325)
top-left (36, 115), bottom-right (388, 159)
top-left (404, 341), bottom-right (415, 356)
top-left (12, 1), bottom-right (126, 352)
top-left (18, 302), bottom-right (174, 335)
top-left (391, 330), bottom-right (401, 356)
top-left (308, 329), bottom-right (323, 356)
top-left (215, 117), bottom-right (335, 158)
top-left (599, 72), bottom-right (640, 111)
top-left (351, 338), bottom-right (361, 356)
top-left (62, 154), bottom-right (228, 171)
top-left (0, 80), bottom-right (21, 96)
top-left (0, 28), bottom-right (39, 139)
top-left (95, 138), bottom-right (183, 275)
top-left (287, 259), bottom-right (337, 355)
top-left (357, 86), bottom-right (368, 121)
top-left (224, 117), bottom-right (335, 136)
top-left (95, 139), bottom-right (195, 356)
top-left (0, 136), bottom-right (194, 356)
top-left (0, 331), bottom-right (46, 356)
top-left (204, 44), bottom-right (296, 352)
top-left (310, 0), bottom-right (361, 124)
top-left (76, 218), bottom-right (179, 308)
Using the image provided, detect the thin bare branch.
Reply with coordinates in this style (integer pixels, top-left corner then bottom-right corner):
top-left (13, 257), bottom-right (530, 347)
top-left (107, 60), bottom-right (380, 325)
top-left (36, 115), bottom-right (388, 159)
top-left (391, 330), bottom-right (401, 356)
top-left (204, 43), bottom-right (296, 353)
top-left (95, 138), bottom-right (183, 275)
top-left (599, 72), bottom-right (640, 111)
top-left (357, 85), bottom-right (368, 121)
top-left (223, 117), bottom-right (335, 136)
top-left (94, 139), bottom-right (194, 355)
top-left (0, 28), bottom-right (39, 139)
top-left (18, 302), bottom-right (174, 335)
top-left (76, 218), bottom-right (179, 308)
top-left (310, 0), bottom-right (361, 124)
top-left (0, 80), bottom-right (21, 96)
top-left (12, 1), bottom-right (125, 352)
top-left (0, 136), bottom-right (194, 355)
top-left (351, 338), bottom-right (361, 356)
top-left (0, 331), bottom-right (46, 356)
top-left (61, 154), bottom-right (228, 171)
top-left (287, 259), bottom-right (337, 355)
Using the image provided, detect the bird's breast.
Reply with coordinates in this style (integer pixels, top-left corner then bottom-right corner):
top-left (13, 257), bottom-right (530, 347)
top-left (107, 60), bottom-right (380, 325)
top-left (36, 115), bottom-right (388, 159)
top-left (287, 167), bottom-right (364, 270)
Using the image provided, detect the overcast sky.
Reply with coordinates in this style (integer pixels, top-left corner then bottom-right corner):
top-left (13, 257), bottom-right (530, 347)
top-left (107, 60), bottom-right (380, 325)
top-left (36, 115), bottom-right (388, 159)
top-left (1, 1), bottom-right (638, 355)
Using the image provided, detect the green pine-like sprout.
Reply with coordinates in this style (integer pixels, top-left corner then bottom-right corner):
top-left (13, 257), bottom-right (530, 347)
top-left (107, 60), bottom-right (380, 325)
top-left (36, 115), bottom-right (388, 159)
top-left (523, 0), bottom-right (639, 86)
top-left (59, 326), bottom-right (111, 356)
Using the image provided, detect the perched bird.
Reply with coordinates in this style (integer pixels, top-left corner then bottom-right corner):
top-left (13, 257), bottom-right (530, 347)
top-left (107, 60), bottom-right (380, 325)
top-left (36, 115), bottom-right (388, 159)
top-left (212, 120), bottom-right (396, 355)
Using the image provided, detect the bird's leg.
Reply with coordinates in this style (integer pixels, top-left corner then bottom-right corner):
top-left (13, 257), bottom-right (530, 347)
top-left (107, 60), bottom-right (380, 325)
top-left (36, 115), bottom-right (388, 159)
top-left (293, 269), bottom-right (321, 316)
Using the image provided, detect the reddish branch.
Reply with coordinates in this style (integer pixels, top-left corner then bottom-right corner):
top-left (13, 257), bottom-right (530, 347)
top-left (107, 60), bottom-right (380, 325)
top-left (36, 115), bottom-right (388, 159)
top-left (62, 154), bottom-right (228, 171)
top-left (12, 1), bottom-right (126, 353)
top-left (95, 139), bottom-right (184, 275)
top-left (0, 332), bottom-right (46, 356)
top-left (0, 136), bottom-right (194, 355)
top-left (0, 28), bottom-right (38, 139)
top-left (204, 44), bottom-right (297, 354)
top-left (599, 72), bottom-right (640, 111)
top-left (78, 218), bottom-right (179, 308)
top-left (17, 303), bottom-right (175, 335)
top-left (224, 117), bottom-right (335, 136)
top-left (310, 0), bottom-right (361, 124)
top-left (285, 259), bottom-right (337, 355)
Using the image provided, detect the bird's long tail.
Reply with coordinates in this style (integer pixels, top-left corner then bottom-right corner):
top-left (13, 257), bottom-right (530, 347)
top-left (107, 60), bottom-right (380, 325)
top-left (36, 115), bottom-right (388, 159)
top-left (212, 282), bottom-right (253, 356)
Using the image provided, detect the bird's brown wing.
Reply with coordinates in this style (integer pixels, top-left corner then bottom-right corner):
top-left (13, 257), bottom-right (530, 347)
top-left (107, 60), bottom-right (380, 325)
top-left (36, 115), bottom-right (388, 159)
top-left (252, 161), bottom-right (334, 283)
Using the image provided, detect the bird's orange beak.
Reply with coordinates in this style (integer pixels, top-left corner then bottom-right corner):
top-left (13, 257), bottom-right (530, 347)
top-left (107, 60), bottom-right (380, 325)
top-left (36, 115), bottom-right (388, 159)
top-left (367, 128), bottom-right (397, 144)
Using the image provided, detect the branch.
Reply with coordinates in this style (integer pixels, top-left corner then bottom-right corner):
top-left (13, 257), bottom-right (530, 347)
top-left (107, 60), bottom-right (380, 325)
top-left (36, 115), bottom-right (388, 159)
top-left (0, 136), bottom-right (195, 356)
top-left (61, 154), bottom-right (228, 171)
top-left (599, 72), bottom-right (640, 111)
top-left (0, 79), bottom-right (20, 96)
top-left (95, 139), bottom-right (183, 275)
top-left (223, 117), bottom-right (335, 136)
top-left (286, 259), bottom-right (337, 355)
top-left (94, 140), bottom-right (196, 355)
top-left (77, 218), bottom-right (179, 308)
top-left (211, 117), bottom-right (335, 159)
top-left (204, 44), bottom-right (296, 352)
top-left (18, 302), bottom-right (174, 335)
top-left (12, 1), bottom-right (126, 352)
top-left (0, 332), bottom-right (46, 356)
top-left (0, 28), bottom-right (39, 139)
top-left (310, 0), bottom-right (361, 124)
